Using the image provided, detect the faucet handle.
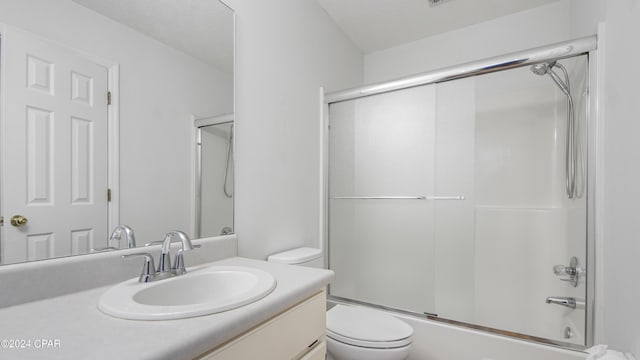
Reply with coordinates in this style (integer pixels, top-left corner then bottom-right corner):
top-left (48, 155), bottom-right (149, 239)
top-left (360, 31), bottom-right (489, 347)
top-left (173, 244), bottom-right (201, 276)
top-left (122, 253), bottom-right (157, 283)
top-left (553, 264), bottom-right (575, 276)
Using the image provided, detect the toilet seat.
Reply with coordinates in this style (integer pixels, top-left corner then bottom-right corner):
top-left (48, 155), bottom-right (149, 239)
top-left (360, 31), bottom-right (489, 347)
top-left (326, 305), bottom-right (413, 349)
top-left (327, 329), bottom-right (412, 349)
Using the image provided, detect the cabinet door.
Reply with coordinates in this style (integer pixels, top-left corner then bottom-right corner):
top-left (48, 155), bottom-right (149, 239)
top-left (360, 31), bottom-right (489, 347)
top-left (199, 291), bottom-right (326, 360)
top-left (299, 340), bottom-right (326, 360)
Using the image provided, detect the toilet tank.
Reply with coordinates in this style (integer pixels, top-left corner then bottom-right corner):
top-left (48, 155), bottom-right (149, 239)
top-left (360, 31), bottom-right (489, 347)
top-left (267, 247), bottom-right (324, 268)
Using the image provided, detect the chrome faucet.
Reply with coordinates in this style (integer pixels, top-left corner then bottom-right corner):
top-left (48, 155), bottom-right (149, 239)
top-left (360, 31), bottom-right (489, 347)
top-left (156, 230), bottom-right (200, 279)
top-left (109, 225), bottom-right (137, 248)
top-left (545, 296), bottom-right (577, 309)
top-left (122, 230), bottom-right (200, 283)
top-left (91, 225), bottom-right (137, 252)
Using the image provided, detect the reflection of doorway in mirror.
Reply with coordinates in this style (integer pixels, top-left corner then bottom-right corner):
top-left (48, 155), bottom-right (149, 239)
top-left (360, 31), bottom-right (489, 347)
top-left (1, 25), bottom-right (112, 264)
top-left (195, 115), bottom-right (234, 238)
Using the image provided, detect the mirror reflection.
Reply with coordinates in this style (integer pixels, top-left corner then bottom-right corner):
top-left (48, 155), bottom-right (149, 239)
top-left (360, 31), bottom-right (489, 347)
top-left (0, 0), bottom-right (234, 265)
top-left (196, 116), bottom-right (234, 238)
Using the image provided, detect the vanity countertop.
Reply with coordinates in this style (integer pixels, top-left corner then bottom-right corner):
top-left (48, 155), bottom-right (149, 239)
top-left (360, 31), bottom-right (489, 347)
top-left (0, 257), bottom-right (334, 360)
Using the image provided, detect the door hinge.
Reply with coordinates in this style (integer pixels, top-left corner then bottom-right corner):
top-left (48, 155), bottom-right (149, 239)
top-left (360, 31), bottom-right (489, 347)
top-left (0, 216), bottom-right (3, 227)
top-left (107, 188), bottom-right (111, 202)
top-left (107, 91), bottom-right (112, 106)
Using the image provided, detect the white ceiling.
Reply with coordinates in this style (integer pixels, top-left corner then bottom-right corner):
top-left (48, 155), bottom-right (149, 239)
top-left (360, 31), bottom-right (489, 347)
top-left (316, 0), bottom-right (560, 53)
top-left (72, 0), bottom-right (233, 73)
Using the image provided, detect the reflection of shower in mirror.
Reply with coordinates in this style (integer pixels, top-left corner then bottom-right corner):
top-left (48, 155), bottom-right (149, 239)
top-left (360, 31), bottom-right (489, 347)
top-left (195, 114), bottom-right (234, 238)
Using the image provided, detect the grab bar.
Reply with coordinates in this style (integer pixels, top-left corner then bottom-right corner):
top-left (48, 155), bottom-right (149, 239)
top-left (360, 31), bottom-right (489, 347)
top-left (331, 195), bottom-right (465, 200)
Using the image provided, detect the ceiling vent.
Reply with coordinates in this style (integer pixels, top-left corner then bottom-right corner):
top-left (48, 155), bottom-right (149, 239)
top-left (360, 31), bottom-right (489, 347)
top-left (428, 0), bottom-right (453, 6)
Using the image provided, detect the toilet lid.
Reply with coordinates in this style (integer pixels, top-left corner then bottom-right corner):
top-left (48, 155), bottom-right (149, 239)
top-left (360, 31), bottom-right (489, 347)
top-left (326, 305), bottom-right (413, 349)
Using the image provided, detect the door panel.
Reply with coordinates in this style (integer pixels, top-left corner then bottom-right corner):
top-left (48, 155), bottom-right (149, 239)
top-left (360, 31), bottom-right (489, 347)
top-left (2, 26), bottom-right (109, 264)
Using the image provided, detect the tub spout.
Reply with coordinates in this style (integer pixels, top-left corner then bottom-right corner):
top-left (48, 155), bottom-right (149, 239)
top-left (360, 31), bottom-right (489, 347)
top-left (545, 296), bottom-right (576, 309)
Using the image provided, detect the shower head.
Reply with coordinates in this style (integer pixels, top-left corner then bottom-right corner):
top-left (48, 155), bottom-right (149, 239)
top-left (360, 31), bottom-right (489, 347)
top-left (530, 61), bottom-right (571, 97)
top-left (530, 61), bottom-right (557, 76)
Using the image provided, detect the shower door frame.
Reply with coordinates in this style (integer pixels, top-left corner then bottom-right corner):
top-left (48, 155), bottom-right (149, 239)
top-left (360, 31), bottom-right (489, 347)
top-left (321, 35), bottom-right (599, 350)
top-left (193, 113), bottom-right (234, 239)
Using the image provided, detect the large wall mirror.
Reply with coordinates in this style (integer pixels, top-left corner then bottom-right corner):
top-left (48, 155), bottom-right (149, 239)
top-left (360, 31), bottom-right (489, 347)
top-left (0, 0), bottom-right (234, 265)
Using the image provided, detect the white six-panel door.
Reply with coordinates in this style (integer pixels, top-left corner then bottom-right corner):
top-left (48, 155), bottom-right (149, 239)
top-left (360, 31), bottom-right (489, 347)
top-left (2, 26), bottom-right (109, 264)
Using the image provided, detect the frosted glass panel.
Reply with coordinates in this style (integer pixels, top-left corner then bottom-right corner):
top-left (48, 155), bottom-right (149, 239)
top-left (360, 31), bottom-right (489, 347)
top-left (329, 84), bottom-right (436, 314)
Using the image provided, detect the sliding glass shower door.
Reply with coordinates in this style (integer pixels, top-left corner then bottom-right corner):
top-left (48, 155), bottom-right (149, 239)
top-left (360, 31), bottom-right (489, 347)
top-left (327, 54), bottom-right (588, 345)
top-left (329, 84), bottom-right (438, 313)
top-left (328, 79), bottom-right (477, 320)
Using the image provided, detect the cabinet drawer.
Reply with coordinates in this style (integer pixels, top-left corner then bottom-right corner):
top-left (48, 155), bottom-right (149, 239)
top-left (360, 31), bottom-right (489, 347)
top-left (198, 291), bottom-right (326, 360)
top-left (299, 340), bottom-right (326, 360)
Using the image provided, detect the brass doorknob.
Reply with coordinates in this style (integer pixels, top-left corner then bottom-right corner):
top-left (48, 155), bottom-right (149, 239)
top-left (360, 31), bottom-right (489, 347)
top-left (10, 215), bottom-right (28, 227)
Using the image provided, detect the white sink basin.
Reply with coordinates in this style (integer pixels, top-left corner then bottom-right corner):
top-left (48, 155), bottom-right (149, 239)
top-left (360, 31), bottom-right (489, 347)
top-left (98, 265), bottom-right (277, 320)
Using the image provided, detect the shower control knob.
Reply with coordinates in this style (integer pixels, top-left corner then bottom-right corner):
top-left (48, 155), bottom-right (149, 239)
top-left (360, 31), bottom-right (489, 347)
top-left (553, 264), bottom-right (577, 276)
top-left (552, 256), bottom-right (582, 287)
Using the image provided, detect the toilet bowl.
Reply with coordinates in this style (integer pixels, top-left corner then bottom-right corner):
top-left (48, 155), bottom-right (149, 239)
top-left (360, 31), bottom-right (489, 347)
top-left (268, 247), bottom-right (414, 360)
top-left (326, 304), bottom-right (413, 360)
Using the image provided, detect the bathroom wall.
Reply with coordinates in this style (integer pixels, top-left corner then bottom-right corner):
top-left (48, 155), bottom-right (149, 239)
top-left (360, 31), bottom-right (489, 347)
top-left (363, 1), bottom-right (572, 84)
top-left (551, 0), bottom-right (640, 354)
top-left (0, 0), bottom-right (233, 242)
top-left (224, 0), bottom-right (363, 259)
top-left (598, 1), bottom-right (640, 355)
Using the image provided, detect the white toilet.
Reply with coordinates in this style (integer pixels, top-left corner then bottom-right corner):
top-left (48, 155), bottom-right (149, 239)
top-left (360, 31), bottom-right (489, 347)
top-left (268, 247), bottom-right (414, 360)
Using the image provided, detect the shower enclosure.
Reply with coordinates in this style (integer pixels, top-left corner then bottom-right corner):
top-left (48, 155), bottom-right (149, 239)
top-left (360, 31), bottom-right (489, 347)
top-left (326, 38), bottom-right (594, 347)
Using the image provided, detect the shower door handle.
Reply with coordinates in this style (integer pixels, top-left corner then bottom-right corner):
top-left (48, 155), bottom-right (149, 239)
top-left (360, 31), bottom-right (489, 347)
top-left (331, 196), bottom-right (426, 200)
top-left (330, 195), bottom-right (465, 200)
top-left (426, 196), bottom-right (465, 200)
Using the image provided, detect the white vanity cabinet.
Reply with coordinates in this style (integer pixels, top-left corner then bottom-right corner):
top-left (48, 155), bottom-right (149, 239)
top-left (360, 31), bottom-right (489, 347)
top-left (197, 290), bottom-right (327, 360)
